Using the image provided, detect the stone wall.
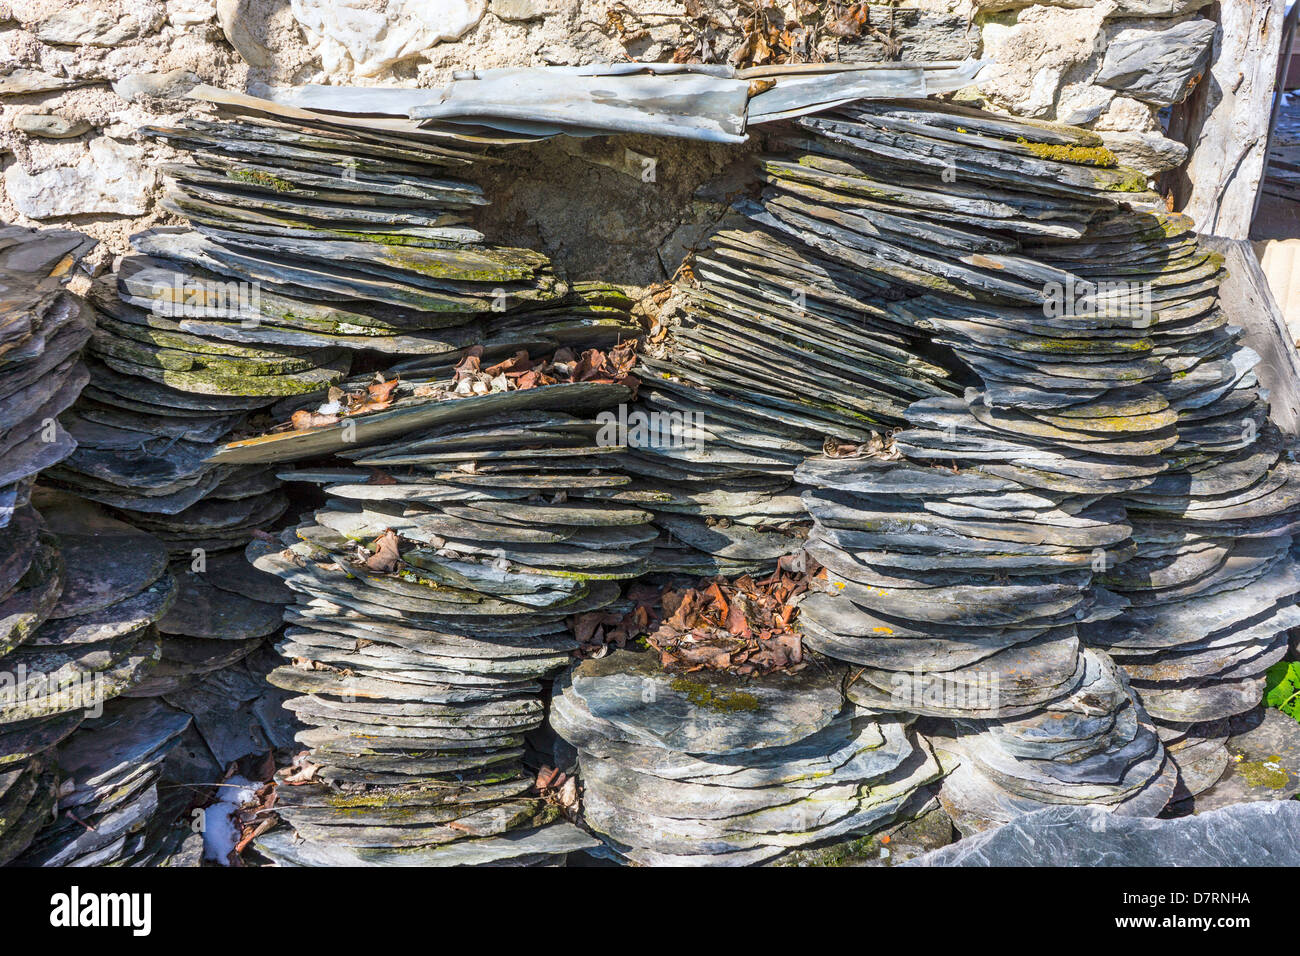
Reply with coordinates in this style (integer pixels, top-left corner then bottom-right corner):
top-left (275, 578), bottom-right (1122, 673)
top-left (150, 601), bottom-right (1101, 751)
top-left (0, 0), bottom-right (1223, 282)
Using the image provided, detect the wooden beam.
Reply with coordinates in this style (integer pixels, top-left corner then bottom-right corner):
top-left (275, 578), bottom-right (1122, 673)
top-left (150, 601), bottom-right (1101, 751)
top-left (1202, 236), bottom-right (1300, 436)
top-left (1167, 0), bottom-right (1285, 238)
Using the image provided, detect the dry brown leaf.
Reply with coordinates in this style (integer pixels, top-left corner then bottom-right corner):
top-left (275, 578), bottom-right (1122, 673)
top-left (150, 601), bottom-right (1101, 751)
top-left (575, 555), bottom-right (822, 676)
top-left (364, 529), bottom-right (402, 573)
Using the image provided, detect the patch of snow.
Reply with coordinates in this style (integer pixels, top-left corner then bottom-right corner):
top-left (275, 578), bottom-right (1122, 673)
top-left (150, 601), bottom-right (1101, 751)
top-left (201, 775), bottom-right (259, 865)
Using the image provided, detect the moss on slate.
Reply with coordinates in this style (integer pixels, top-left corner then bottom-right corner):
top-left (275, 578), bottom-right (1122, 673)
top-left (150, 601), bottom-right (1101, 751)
top-left (1016, 137), bottom-right (1117, 168)
top-left (1236, 759), bottom-right (1290, 790)
top-left (228, 168), bottom-right (296, 192)
top-left (1099, 168), bottom-right (1149, 193)
top-left (669, 677), bottom-right (760, 713)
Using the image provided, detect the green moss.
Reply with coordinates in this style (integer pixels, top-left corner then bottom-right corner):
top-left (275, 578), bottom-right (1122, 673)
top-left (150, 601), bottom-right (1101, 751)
top-left (1236, 759), bottom-right (1290, 790)
top-left (1016, 137), bottom-right (1116, 167)
top-left (774, 833), bottom-right (883, 867)
top-left (1099, 168), bottom-right (1149, 193)
top-left (1028, 336), bottom-right (1148, 355)
top-left (524, 802), bottom-right (564, 828)
top-left (1159, 216), bottom-right (1191, 238)
top-left (811, 834), bottom-right (877, 866)
top-left (393, 568), bottom-right (454, 592)
top-left (669, 677), bottom-right (760, 713)
top-left (228, 168), bottom-right (296, 192)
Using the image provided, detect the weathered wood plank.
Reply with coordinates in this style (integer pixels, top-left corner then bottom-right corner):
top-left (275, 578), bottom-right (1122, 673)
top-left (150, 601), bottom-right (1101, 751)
top-left (1168, 0), bottom-right (1286, 238)
top-left (1203, 234), bottom-right (1300, 435)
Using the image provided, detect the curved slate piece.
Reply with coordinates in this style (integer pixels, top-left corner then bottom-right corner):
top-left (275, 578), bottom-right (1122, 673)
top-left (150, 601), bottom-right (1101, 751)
top-left (568, 651), bottom-right (843, 756)
top-left (909, 800), bottom-right (1300, 866)
top-left (255, 821), bottom-right (598, 867)
top-left (158, 565), bottom-right (284, 641)
top-left (215, 381), bottom-right (633, 466)
top-left (0, 534), bottom-right (64, 656)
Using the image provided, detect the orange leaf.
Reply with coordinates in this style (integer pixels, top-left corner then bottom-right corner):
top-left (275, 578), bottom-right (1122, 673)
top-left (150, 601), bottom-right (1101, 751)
top-left (725, 602), bottom-right (753, 638)
top-left (290, 409), bottom-right (339, 430)
top-left (368, 378), bottom-right (399, 403)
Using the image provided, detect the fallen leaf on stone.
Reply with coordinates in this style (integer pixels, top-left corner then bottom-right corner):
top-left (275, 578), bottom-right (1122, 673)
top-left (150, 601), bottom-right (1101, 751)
top-left (532, 765), bottom-right (581, 820)
top-left (290, 409), bottom-right (340, 429)
top-left (367, 377), bottom-right (399, 404)
top-left (364, 529), bottom-right (402, 573)
top-left (824, 2), bottom-right (868, 37)
top-left (280, 756), bottom-right (320, 786)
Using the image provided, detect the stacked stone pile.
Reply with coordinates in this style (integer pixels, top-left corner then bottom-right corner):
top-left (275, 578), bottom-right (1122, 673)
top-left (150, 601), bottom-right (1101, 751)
top-left (741, 99), bottom-right (1297, 829)
top-left (0, 227), bottom-right (195, 865)
top-left (551, 651), bottom-right (943, 865)
top-left (243, 378), bottom-right (647, 864)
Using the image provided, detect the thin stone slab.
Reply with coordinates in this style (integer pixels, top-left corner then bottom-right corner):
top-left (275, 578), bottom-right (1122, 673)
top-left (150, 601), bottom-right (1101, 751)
top-left (158, 566), bottom-right (284, 641)
top-left (255, 821), bottom-right (598, 866)
top-left (568, 651), bottom-right (843, 756)
top-left (1169, 708), bottom-right (1300, 814)
top-left (908, 801), bottom-right (1300, 867)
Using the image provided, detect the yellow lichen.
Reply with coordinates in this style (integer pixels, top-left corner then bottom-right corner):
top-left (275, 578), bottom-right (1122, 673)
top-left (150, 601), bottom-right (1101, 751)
top-left (1016, 137), bottom-right (1117, 168)
top-left (1235, 759), bottom-right (1290, 790)
top-left (669, 677), bottom-right (760, 713)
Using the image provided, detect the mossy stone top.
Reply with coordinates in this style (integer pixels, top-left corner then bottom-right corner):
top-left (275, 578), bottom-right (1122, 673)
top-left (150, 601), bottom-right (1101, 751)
top-left (568, 650), bottom-right (845, 756)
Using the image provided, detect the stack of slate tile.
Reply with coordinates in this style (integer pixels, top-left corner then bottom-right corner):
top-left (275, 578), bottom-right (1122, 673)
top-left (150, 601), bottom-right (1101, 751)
top-left (1, 490), bottom-right (184, 866)
top-left (551, 651), bottom-right (943, 865)
top-left (926, 649), bottom-right (1175, 833)
top-left (50, 347), bottom-right (292, 730)
top-left (50, 365), bottom-right (283, 559)
top-left (634, 216), bottom-right (961, 575)
top-left (793, 453), bottom-right (1177, 832)
top-left (139, 107), bottom-right (633, 357)
top-left (0, 226), bottom-right (94, 496)
top-left (44, 273), bottom-right (296, 702)
top-left (43, 96), bottom-right (643, 802)
top-left (47, 272), bottom-right (300, 560)
top-left (16, 697), bottom-right (193, 866)
top-left (95, 96), bottom-right (642, 864)
top-left (0, 226), bottom-right (96, 865)
top-left (236, 379), bottom-right (658, 865)
top-left (1060, 250), bottom-right (1300, 800)
top-left (47, 92), bottom-right (623, 560)
top-left (753, 100), bottom-right (1217, 828)
top-left (795, 455), bottom-right (1119, 716)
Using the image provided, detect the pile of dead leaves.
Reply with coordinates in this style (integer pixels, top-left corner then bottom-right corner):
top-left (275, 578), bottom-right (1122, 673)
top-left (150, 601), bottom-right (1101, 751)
top-left (286, 374), bottom-right (400, 430)
top-left (414, 342), bottom-right (639, 401)
top-left (730, 1), bottom-right (903, 67)
top-left (571, 553), bottom-right (824, 676)
top-left (823, 428), bottom-right (901, 460)
top-left (532, 766), bottom-right (580, 821)
top-left (607, 0), bottom-right (903, 69)
top-left (570, 588), bottom-right (658, 658)
top-left (279, 343), bottom-right (639, 432)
